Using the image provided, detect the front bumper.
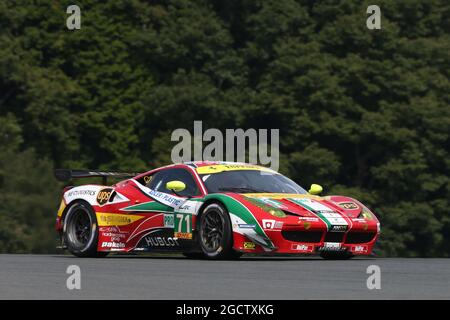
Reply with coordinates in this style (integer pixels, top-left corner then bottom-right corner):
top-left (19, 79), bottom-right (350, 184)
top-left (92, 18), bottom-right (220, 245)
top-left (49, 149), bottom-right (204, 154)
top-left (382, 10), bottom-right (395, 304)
top-left (234, 218), bottom-right (379, 255)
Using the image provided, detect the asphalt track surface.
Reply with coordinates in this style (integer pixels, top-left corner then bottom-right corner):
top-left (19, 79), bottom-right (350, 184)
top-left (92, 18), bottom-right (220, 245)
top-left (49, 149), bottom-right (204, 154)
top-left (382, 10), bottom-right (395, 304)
top-left (1, 254), bottom-right (449, 299)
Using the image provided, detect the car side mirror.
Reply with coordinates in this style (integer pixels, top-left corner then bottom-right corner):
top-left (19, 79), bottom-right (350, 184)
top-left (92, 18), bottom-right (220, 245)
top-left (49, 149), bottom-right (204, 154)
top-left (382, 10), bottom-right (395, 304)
top-left (308, 184), bottom-right (323, 195)
top-left (166, 180), bottom-right (186, 193)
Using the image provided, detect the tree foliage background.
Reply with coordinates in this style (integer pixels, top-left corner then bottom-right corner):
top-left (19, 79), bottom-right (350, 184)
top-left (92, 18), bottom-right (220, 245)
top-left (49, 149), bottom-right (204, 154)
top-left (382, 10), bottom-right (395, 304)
top-left (0, 0), bottom-right (448, 256)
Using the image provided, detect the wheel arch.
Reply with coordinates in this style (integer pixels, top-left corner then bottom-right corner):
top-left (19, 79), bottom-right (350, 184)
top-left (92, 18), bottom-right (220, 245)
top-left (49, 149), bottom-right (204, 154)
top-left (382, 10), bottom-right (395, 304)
top-left (201, 194), bottom-right (277, 251)
top-left (60, 198), bottom-right (93, 228)
top-left (195, 196), bottom-right (238, 249)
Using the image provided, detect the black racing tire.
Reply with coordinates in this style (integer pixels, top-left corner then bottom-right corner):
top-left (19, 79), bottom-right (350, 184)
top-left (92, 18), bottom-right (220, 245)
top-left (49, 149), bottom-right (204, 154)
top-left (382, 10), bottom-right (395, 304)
top-left (63, 201), bottom-right (108, 258)
top-left (198, 202), bottom-right (240, 260)
top-left (320, 251), bottom-right (354, 260)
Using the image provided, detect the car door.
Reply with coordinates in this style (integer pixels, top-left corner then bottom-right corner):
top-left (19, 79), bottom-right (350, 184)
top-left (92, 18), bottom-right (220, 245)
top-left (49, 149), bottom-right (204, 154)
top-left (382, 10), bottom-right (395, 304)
top-left (145, 167), bottom-right (202, 242)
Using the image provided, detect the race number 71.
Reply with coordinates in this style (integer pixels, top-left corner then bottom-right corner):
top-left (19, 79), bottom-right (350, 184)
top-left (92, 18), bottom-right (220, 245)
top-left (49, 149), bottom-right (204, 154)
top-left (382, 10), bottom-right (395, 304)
top-left (174, 213), bottom-right (193, 239)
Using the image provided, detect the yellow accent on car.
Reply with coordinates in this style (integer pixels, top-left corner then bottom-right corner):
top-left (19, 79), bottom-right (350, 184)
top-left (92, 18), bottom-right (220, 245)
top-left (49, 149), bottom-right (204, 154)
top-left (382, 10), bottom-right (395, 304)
top-left (244, 242), bottom-right (256, 250)
top-left (308, 184), bottom-right (323, 195)
top-left (57, 201), bottom-right (66, 217)
top-left (196, 164), bottom-right (276, 175)
top-left (96, 212), bottom-right (145, 226)
top-left (174, 232), bottom-right (193, 239)
top-left (166, 180), bottom-right (186, 192)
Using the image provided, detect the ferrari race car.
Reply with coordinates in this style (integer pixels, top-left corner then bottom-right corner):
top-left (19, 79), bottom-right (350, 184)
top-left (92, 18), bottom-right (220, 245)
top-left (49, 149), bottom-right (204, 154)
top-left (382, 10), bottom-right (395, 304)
top-left (54, 161), bottom-right (380, 259)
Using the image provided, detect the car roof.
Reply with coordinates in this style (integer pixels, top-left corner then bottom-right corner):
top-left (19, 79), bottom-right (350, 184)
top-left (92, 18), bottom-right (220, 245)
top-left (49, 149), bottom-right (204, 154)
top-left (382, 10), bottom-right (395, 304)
top-left (136, 161), bottom-right (273, 179)
top-left (184, 161), bottom-right (265, 168)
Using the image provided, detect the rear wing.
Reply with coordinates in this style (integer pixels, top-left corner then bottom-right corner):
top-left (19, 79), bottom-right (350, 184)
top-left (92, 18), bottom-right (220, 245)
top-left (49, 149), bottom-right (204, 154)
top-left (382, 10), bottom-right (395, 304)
top-left (54, 169), bottom-right (139, 185)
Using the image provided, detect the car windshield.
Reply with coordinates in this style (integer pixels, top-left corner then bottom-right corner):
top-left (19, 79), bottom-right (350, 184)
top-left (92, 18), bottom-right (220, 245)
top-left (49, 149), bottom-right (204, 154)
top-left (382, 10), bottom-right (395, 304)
top-left (200, 170), bottom-right (308, 194)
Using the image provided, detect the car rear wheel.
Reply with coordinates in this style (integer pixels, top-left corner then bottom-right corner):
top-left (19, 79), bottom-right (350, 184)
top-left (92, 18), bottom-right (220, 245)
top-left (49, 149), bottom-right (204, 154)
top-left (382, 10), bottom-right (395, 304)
top-left (63, 201), bottom-right (108, 258)
top-left (198, 203), bottom-right (240, 260)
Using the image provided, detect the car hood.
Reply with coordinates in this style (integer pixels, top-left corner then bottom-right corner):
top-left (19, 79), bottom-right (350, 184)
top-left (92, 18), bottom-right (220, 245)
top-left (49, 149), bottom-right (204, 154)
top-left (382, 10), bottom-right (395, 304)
top-left (236, 193), bottom-right (363, 218)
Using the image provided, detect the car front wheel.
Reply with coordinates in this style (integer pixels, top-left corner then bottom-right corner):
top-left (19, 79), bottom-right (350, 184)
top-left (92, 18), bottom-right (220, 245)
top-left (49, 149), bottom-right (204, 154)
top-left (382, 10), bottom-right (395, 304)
top-left (198, 203), bottom-right (240, 260)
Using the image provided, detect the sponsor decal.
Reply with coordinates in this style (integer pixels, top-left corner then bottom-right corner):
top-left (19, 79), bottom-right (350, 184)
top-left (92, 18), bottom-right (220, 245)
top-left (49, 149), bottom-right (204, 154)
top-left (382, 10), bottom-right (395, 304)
top-left (148, 189), bottom-right (183, 207)
top-left (352, 245), bottom-right (368, 253)
top-left (145, 236), bottom-right (180, 247)
top-left (174, 213), bottom-right (193, 239)
top-left (67, 189), bottom-right (96, 197)
top-left (238, 224), bottom-right (256, 229)
top-left (164, 214), bottom-right (174, 228)
top-left (338, 202), bottom-right (359, 210)
top-left (291, 244), bottom-right (314, 253)
top-left (329, 225), bottom-right (348, 232)
top-left (175, 200), bottom-right (202, 215)
top-left (101, 242), bottom-right (125, 248)
top-left (143, 176), bottom-right (152, 184)
top-left (196, 163), bottom-right (275, 175)
top-left (99, 226), bottom-right (123, 233)
top-left (174, 232), bottom-right (192, 240)
top-left (97, 188), bottom-right (113, 206)
top-left (261, 219), bottom-right (283, 230)
top-left (244, 242), bottom-right (256, 250)
top-left (229, 212), bottom-right (276, 252)
top-left (319, 242), bottom-right (345, 252)
top-left (102, 232), bottom-right (127, 242)
top-left (102, 232), bottom-right (127, 238)
top-left (298, 217), bottom-right (319, 222)
top-left (96, 212), bottom-right (144, 226)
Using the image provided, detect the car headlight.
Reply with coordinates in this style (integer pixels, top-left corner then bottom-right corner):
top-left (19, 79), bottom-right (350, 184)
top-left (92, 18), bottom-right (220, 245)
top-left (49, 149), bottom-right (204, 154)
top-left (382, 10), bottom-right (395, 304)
top-left (359, 206), bottom-right (374, 220)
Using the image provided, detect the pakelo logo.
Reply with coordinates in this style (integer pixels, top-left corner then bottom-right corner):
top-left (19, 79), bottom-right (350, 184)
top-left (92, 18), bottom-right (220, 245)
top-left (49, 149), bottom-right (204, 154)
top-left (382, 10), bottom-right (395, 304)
top-left (97, 188), bottom-right (113, 205)
top-left (338, 202), bottom-right (359, 210)
top-left (262, 219), bottom-right (283, 230)
top-left (101, 242), bottom-right (125, 248)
